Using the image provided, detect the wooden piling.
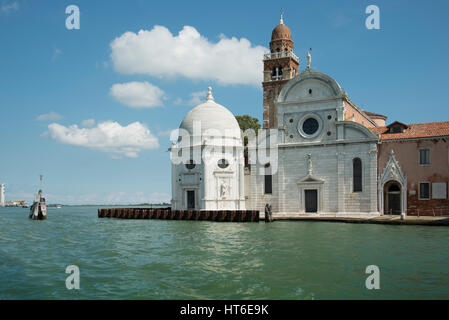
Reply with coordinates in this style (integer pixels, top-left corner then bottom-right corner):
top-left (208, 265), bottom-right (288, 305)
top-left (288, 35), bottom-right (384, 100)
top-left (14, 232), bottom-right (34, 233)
top-left (98, 208), bottom-right (259, 222)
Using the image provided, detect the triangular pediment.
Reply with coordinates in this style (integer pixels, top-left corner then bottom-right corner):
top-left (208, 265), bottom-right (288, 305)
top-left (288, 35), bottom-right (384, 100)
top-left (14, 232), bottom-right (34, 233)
top-left (297, 174), bottom-right (324, 184)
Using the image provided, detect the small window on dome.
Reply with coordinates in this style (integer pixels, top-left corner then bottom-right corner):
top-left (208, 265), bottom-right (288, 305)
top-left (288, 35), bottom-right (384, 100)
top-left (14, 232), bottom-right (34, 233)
top-left (185, 160), bottom-right (196, 170)
top-left (218, 159), bottom-right (229, 169)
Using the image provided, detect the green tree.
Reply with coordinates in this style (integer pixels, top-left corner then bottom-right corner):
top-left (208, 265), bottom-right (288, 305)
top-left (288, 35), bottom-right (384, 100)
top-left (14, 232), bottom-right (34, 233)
top-left (235, 115), bottom-right (261, 168)
top-left (235, 115), bottom-right (261, 134)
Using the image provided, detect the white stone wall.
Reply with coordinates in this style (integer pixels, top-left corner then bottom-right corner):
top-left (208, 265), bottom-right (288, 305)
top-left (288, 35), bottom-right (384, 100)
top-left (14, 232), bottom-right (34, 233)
top-left (171, 145), bottom-right (245, 211)
top-left (249, 140), bottom-right (378, 214)
top-left (248, 69), bottom-right (379, 214)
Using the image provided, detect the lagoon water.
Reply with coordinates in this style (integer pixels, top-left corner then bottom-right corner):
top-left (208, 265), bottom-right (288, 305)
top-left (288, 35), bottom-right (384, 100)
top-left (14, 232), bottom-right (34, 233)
top-left (0, 206), bottom-right (448, 299)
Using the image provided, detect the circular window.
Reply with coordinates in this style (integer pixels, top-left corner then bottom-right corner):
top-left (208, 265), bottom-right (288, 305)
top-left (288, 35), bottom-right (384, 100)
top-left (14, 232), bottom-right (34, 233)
top-left (302, 118), bottom-right (319, 135)
top-left (185, 160), bottom-right (196, 170)
top-left (298, 114), bottom-right (322, 139)
top-left (218, 159), bottom-right (229, 169)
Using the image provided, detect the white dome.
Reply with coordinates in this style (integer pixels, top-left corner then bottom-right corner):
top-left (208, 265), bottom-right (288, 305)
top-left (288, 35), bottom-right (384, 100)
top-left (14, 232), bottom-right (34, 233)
top-left (179, 87), bottom-right (241, 139)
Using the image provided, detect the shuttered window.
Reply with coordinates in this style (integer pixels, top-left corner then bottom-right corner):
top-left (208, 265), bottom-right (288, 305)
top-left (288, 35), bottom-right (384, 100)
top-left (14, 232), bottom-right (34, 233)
top-left (419, 149), bottom-right (430, 165)
top-left (419, 183), bottom-right (430, 200)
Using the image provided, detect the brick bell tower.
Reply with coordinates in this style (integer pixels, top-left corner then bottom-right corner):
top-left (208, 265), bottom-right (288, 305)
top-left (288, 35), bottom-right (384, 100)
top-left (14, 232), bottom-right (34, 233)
top-left (262, 14), bottom-right (299, 128)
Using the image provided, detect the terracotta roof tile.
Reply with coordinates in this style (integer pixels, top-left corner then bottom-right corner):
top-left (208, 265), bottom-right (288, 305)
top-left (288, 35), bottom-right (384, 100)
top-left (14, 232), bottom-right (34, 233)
top-left (372, 121), bottom-right (449, 141)
top-left (364, 111), bottom-right (387, 119)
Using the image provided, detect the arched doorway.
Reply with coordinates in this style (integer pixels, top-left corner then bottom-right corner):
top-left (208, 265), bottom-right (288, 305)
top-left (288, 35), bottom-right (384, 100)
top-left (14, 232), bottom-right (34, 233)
top-left (384, 181), bottom-right (401, 215)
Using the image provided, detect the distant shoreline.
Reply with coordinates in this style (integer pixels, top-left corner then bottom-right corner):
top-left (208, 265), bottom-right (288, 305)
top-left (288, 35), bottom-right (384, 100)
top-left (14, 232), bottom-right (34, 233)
top-left (61, 203), bottom-right (171, 207)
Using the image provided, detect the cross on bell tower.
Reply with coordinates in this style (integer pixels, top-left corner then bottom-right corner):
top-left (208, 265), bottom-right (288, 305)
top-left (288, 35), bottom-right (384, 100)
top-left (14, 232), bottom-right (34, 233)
top-left (262, 13), bottom-right (299, 128)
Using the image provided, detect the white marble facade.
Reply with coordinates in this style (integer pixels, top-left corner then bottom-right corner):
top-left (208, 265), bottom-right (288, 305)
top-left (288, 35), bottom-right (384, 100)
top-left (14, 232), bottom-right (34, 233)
top-left (170, 88), bottom-right (246, 211)
top-left (171, 70), bottom-right (379, 214)
top-left (248, 69), bottom-right (379, 214)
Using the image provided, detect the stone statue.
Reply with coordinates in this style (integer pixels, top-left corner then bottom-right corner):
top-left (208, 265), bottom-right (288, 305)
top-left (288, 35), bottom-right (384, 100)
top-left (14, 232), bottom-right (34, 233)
top-left (307, 154), bottom-right (313, 175)
top-left (220, 182), bottom-right (228, 198)
top-left (307, 51), bottom-right (311, 69)
top-left (264, 203), bottom-right (273, 223)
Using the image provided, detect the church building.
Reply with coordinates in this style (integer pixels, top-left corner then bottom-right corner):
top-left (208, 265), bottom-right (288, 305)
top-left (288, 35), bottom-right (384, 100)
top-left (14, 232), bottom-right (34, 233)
top-left (248, 16), bottom-right (379, 215)
top-left (170, 15), bottom-right (449, 217)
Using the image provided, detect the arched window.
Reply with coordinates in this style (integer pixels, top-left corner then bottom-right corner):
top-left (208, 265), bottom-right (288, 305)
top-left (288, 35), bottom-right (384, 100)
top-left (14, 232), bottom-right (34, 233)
top-left (353, 158), bottom-right (362, 192)
top-left (272, 67), bottom-right (283, 80)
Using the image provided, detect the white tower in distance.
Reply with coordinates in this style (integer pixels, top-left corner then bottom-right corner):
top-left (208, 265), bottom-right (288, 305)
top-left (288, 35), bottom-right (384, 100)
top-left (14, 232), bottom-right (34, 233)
top-left (0, 183), bottom-right (5, 207)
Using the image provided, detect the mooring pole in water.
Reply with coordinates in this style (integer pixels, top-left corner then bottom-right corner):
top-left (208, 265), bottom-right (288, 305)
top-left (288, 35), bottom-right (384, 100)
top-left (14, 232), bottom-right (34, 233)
top-left (264, 204), bottom-right (273, 223)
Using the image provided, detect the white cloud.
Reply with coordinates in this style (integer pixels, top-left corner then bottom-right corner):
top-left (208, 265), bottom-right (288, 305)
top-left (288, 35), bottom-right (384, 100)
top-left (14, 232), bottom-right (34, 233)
top-left (110, 81), bottom-right (165, 108)
top-left (188, 91), bottom-right (207, 105)
top-left (149, 192), bottom-right (171, 204)
top-left (81, 119), bottom-right (95, 127)
top-left (36, 112), bottom-right (63, 121)
top-left (157, 128), bottom-right (177, 137)
top-left (104, 191), bottom-right (170, 204)
top-left (1, 1), bottom-right (19, 14)
top-left (46, 120), bottom-right (159, 158)
top-left (173, 97), bottom-right (183, 105)
top-left (173, 90), bottom-right (207, 106)
top-left (52, 47), bottom-right (62, 61)
top-left (110, 25), bottom-right (268, 86)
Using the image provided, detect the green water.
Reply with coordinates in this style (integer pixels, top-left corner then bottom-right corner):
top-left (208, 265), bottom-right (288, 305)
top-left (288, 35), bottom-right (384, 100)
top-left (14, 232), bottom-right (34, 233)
top-left (0, 206), bottom-right (448, 299)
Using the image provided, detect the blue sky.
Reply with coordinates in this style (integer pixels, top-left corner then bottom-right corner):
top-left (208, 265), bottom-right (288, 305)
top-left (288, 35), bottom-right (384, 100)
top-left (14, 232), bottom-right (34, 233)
top-left (1, 0), bottom-right (448, 204)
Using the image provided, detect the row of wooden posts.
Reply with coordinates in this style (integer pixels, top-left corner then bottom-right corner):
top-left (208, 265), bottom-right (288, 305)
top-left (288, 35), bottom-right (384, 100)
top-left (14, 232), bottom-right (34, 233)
top-left (98, 208), bottom-right (260, 222)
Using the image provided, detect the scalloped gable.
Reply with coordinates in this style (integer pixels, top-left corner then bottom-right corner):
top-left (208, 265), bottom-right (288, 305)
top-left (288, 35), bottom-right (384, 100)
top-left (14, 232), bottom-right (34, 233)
top-left (277, 69), bottom-right (345, 103)
top-left (337, 121), bottom-right (379, 141)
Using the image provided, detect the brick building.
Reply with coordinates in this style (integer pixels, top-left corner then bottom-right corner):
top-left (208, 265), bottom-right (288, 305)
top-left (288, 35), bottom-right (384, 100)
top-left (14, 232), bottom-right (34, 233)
top-left (375, 121), bottom-right (449, 216)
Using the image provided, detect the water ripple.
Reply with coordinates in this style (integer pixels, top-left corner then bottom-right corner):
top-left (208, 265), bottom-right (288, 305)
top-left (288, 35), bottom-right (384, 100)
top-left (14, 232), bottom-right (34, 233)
top-left (0, 207), bottom-right (448, 299)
